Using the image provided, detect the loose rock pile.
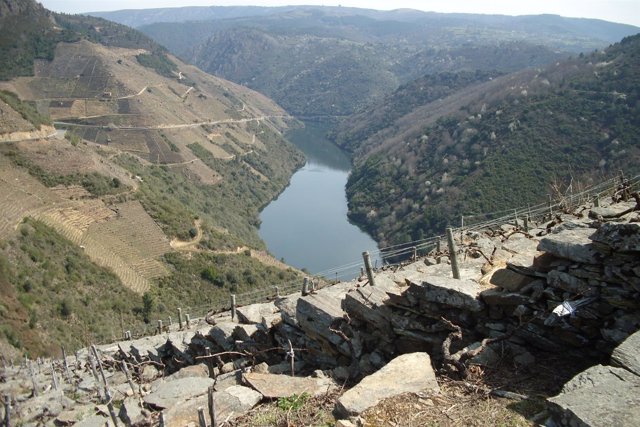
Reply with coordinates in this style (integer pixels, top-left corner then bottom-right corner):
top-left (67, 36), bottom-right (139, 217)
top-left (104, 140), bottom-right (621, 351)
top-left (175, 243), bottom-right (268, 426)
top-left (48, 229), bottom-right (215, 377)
top-left (1, 196), bottom-right (639, 426)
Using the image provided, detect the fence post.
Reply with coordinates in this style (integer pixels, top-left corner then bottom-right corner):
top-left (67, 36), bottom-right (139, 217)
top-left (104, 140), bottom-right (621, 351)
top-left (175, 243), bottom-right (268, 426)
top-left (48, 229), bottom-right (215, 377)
top-left (446, 228), bottom-right (461, 280)
top-left (547, 194), bottom-right (553, 218)
top-left (274, 286), bottom-right (279, 298)
top-left (208, 386), bottom-right (217, 427)
top-left (28, 360), bottom-right (39, 397)
top-left (61, 346), bottom-right (71, 384)
top-left (412, 246), bottom-right (417, 261)
top-left (198, 407), bottom-right (207, 427)
top-left (523, 216), bottom-right (529, 233)
top-left (4, 394), bottom-right (10, 427)
top-left (121, 361), bottom-right (136, 397)
top-left (178, 308), bottom-right (183, 330)
top-left (302, 278), bottom-right (309, 296)
top-left (157, 320), bottom-right (163, 335)
top-left (436, 240), bottom-right (442, 264)
top-left (513, 209), bottom-right (519, 229)
top-left (460, 215), bottom-right (464, 242)
top-left (230, 295), bottom-right (237, 320)
top-left (362, 251), bottom-right (375, 286)
top-left (185, 314), bottom-right (191, 329)
top-left (594, 194), bottom-right (600, 207)
top-left (50, 361), bottom-right (59, 391)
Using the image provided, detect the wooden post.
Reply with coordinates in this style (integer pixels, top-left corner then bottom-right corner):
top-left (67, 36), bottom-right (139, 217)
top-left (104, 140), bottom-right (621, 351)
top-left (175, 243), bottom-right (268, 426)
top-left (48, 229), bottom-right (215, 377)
top-left (168, 317), bottom-right (173, 328)
top-left (28, 360), bottom-right (39, 397)
top-left (185, 314), bottom-right (191, 329)
top-left (4, 395), bottom-right (10, 427)
top-left (91, 346), bottom-right (119, 427)
top-left (287, 339), bottom-right (295, 377)
top-left (513, 209), bottom-right (519, 229)
top-left (157, 320), bottom-right (163, 335)
top-left (302, 278), bottom-right (309, 296)
top-left (121, 361), bottom-right (136, 397)
top-left (446, 228), bottom-right (461, 280)
top-left (51, 361), bottom-right (59, 391)
top-left (436, 240), bottom-right (442, 264)
top-left (523, 216), bottom-right (529, 233)
top-left (274, 286), bottom-right (279, 298)
top-left (208, 386), bottom-right (217, 427)
top-left (547, 194), bottom-right (553, 217)
top-left (362, 251), bottom-right (375, 286)
top-left (412, 246), bottom-right (417, 261)
top-left (594, 195), bottom-right (600, 207)
top-left (460, 215), bottom-right (464, 242)
top-left (61, 346), bottom-right (71, 384)
top-left (360, 267), bottom-right (365, 278)
top-left (230, 295), bottom-right (236, 321)
top-left (178, 308), bottom-right (183, 330)
top-left (88, 353), bottom-right (103, 401)
top-left (198, 407), bottom-right (207, 427)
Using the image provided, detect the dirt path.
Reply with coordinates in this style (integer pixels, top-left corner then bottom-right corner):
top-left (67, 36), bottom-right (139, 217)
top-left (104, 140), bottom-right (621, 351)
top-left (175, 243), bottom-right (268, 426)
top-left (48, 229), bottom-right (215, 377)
top-left (170, 219), bottom-right (202, 250)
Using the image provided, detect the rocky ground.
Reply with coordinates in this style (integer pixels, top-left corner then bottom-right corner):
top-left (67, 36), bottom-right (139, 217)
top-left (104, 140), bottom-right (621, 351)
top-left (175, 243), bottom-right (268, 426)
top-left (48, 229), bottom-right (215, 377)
top-left (1, 189), bottom-right (639, 427)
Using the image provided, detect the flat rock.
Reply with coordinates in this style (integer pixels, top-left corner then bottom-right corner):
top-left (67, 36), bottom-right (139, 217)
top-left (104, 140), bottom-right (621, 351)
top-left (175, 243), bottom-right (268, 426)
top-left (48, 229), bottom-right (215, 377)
top-left (421, 262), bottom-right (483, 281)
top-left (274, 295), bottom-right (299, 326)
top-left (547, 270), bottom-right (597, 296)
top-left (502, 236), bottom-right (539, 255)
top-left (611, 330), bottom-right (640, 376)
top-left (17, 390), bottom-right (75, 423)
top-left (74, 415), bottom-right (110, 427)
top-left (407, 276), bottom-right (484, 312)
top-left (296, 282), bottom-right (360, 357)
top-left (481, 264), bottom-right (535, 292)
top-left (480, 288), bottom-right (528, 306)
top-left (164, 363), bottom-right (210, 381)
top-left (144, 377), bottom-right (214, 409)
top-left (590, 223), bottom-right (640, 252)
top-left (208, 322), bottom-right (237, 351)
top-left (118, 396), bottom-right (146, 426)
top-left (242, 372), bottom-right (336, 398)
top-left (335, 352), bottom-right (439, 417)
top-left (589, 201), bottom-right (636, 219)
top-left (163, 385), bottom-right (261, 427)
top-left (538, 228), bottom-right (608, 264)
top-left (548, 364), bottom-right (640, 426)
top-left (236, 302), bottom-right (279, 324)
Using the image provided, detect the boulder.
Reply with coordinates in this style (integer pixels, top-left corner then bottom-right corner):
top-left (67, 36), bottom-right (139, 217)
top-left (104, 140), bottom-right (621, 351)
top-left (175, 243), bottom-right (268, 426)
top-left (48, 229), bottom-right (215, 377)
top-left (611, 329), bottom-right (640, 376)
top-left (406, 276), bottom-right (484, 312)
top-left (144, 377), bottom-right (214, 409)
top-left (275, 295), bottom-right (299, 326)
top-left (118, 396), bottom-right (147, 426)
top-left (548, 364), bottom-right (640, 427)
top-left (242, 372), bottom-right (336, 398)
top-left (538, 228), bottom-right (608, 264)
top-left (335, 352), bottom-right (439, 417)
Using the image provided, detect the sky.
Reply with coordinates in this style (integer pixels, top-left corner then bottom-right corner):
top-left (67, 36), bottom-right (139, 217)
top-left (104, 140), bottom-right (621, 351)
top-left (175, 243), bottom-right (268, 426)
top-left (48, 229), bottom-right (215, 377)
top-left (39, 0), bottom-right (640, 27)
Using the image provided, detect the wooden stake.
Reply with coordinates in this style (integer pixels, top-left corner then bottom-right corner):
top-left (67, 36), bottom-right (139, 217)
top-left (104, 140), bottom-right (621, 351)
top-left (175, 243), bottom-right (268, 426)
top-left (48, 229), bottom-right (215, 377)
top-left (51, 361), bottom-right (59, 391)
top-left (230, 296), bottom-right (236, 321)
top-left (208, 386), bottom-right (217, 427)
top-left (4, 395), bottom-right (10, 427)
top-left (446, 228), bottom-right (461, 280)
top-left (302, 278), bottom-right (309, 296)
top-left (61, 346), bottom-right (71, 384)
top-left (121, 361), bottom-right (136, 397)
top-left (178, 308), bottom-right (183, 330)
top-left (90, 346), bottom-right (119, 427)
top-left (362, 251), bottom-right (375, 287)
top-left (28, 360), bottom-right (39, 397)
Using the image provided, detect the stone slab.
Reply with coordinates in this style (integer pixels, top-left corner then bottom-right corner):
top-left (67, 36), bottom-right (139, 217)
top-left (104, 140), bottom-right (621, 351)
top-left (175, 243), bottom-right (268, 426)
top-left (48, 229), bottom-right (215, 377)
top-left (548, 364), bottom-right (640, 427)
top-left (538, 228), bottom-right (608, 264)
top-left (590, 223), bottom-right (640, 252)
top-left (242, 372), bottom-right (336, 398)
top-left (144, 377), bottom-right (215, 409)
top-left (163, 385), bottom-right (261, 427)
top-left (407, 276), bottom-right (484, 312)
top-left (335, 352), bottom-right (439, 417)
top-left (208, 322), bottom-right (237, 351)
top-left (236, 302), bottom-right (279, 324)
top-left (611, 329), bottom-right (640, 376)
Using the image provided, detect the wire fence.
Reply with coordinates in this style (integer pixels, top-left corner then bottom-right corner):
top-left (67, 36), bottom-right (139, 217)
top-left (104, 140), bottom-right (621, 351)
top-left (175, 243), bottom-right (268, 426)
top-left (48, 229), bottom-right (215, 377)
top-left (104, 172), bottom-right (639, 344)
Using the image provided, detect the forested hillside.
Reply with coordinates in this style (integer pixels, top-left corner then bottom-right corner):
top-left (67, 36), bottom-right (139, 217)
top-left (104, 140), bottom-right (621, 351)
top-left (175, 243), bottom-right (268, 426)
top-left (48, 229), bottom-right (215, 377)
top-left (109, 6), bottom-right (640, 117)
top-left (343, 34), bottom-right (640, 247)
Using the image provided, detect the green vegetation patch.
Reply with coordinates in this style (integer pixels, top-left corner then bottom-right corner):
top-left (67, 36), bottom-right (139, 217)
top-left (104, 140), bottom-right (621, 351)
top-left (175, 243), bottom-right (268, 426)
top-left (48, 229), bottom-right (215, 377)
top-left (0, 219), bottom-right (144, 355)
top-left (0, 90), bottom-right (51, 128)
top-left (136, 52), bottom-right (178, 78)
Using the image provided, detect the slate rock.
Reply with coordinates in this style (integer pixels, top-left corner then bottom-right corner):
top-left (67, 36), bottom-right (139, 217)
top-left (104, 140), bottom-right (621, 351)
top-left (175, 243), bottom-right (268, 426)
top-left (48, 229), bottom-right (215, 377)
top-left (274, 294), bottom-right (299, 326)
top-left (590, 223), bottom-right (640, 252)
top-left (481, 265), bottom-right (534, 292)
top-left (236, 302), bottom-right (279, 324)
top-left (163, 385), bottom-right (261, 427)
top-left (548, 364), bottom-right (640, 427)
top-left (74, 415), bottom-right (110, 427)
top-left (335, 352), bottom-right (439, 417)
top-left (118, 396), bottom-right (146, 426)
top-left (164, 363), bottom-right (209, 381)
top-left (480, 288), bottom-right (529, 306)
top-left (547, 270), bottom-right (597, 296)
top-left (407, 276), bottom-right (484, 312)
top-left (242, 372), bottom-right (336, 398)
top-left (17, 390), bottom-right (75, 423)
top-left (538, 228), bottom-right (608, 264)
top-left (208, 322), bottom-right (237, 351)
top-left (144, 377), bottom-right (214, 409)
top-left (611, 329), bottom-right (640, 376)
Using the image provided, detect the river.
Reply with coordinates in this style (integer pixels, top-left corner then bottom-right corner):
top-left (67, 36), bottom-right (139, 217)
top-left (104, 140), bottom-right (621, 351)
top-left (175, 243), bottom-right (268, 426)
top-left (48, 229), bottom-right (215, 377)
top-left (259, 122), bottom-right (380, 280)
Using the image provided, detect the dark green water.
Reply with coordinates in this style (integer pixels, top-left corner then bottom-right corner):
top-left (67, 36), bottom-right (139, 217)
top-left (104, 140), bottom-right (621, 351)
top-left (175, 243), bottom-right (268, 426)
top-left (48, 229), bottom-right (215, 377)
top-left (259, 122), bottom-right (380, 279)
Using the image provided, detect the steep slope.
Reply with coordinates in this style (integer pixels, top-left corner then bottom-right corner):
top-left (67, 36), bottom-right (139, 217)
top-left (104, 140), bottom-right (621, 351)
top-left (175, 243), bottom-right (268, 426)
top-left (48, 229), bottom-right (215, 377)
top-left (343, 34), bottom-right (640, 247)
top-left (128, 7), bottom-right (639, 117)
top-left (0, 1), bottom-right (304, 355)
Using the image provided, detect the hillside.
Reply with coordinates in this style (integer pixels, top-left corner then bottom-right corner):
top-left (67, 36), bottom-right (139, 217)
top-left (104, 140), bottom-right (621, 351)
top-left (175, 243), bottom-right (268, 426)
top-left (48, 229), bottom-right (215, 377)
top-left (0, 0), bottom-right (304, 356)
top-left (341, 34), bottom-right (640, 247)
top-left (114, 6), bottom-right (640, 117)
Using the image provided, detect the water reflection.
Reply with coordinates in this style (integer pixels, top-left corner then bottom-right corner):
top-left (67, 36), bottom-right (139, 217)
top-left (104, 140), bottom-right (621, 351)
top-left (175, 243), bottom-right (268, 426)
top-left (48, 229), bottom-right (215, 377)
top-left (259, 122), bottom-right (380, 279)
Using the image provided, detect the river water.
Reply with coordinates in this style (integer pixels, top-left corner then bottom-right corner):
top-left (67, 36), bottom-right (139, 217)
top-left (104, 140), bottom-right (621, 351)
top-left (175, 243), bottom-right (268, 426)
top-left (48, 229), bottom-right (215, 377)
top-left (259, 122), bottom-right (380, 279)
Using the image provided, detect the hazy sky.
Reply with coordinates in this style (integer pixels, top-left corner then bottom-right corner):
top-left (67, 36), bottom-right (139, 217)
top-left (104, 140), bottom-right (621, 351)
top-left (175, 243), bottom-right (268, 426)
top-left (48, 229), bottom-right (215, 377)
top-left (40, 0), bottom-right (640, 27)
